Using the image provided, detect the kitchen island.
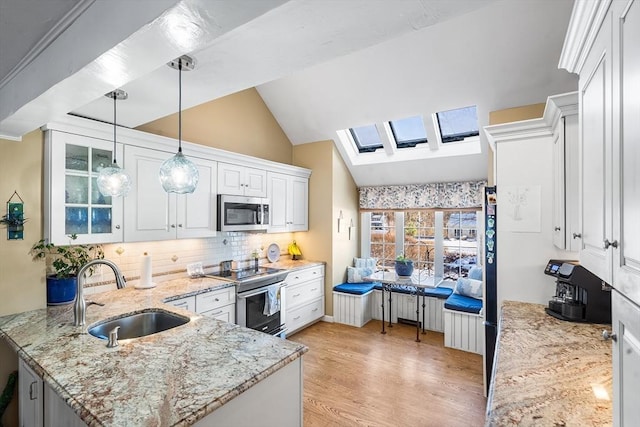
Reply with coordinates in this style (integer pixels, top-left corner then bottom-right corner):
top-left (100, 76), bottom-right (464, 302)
top-left (0, 276), bottom-right (307, 426)
top-left (485, 301), bottom-right (612, 426)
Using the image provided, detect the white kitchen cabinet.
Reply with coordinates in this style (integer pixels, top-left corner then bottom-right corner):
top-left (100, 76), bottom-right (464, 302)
top-left (44, 131), bottom-right (124, 245)
top-left (561, 1), bottom-right (640, 424)
top-left (549, 93), bottom-right (580, 252)
top-left (196, 286), bottom-right (236, 323)
top-left (19, 358), bottom-right (43, 427)
top-left (267, 172), bottom-right (309, 233)
top-left (611, 289), bottom-right (640, 427)
top-left (217, 162), bottom-right (266, 197)
top-left (577, 7), bottom-right (614, 283)
top-left (19, 358), bottom-right (85, 427)
top-left (284, 265), bottom-right (324, 335)
top-left (165, 295), bottom-right (196, 312)
top-left (123, 145), bottom-right (217, 242)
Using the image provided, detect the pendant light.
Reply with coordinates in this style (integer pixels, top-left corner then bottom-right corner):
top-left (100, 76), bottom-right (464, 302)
top-left (97, 89), bottom-right (131, 197)
top-left (159, 55), bottom-right (199, 194)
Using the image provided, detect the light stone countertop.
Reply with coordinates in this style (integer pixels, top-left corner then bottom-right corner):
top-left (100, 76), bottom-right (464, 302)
top-left (485, 301), bottom-right (612, 426)
top-left (0, 276), bottom-right (307, 426)
top-left (263, 258), bottom-right (324, 271)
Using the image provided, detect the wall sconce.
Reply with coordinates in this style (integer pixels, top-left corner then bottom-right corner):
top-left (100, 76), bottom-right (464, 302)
top-left (348, 218), bottom-right (355, 240)
top-left (337, 210), bottom-right (344, 233)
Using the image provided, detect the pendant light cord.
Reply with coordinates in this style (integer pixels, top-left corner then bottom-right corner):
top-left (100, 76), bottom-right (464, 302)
top-left (112, 92), bottom-right (117, 165)
top-left (178, 59), bottom-right (183, 153)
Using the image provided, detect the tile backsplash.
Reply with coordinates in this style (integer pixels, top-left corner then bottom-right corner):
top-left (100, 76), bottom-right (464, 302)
top-left (84, 232), bottom-right (296, 291)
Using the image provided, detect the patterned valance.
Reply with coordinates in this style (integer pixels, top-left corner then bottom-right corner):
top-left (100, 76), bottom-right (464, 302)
top-left (359, 180), bottom-right (486, 210)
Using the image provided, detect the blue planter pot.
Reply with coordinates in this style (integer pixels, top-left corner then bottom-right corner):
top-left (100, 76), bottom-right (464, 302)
top-left (395, 260), bottom-right (414, 277)
top-left (47, 276), bottom-right (77, 306)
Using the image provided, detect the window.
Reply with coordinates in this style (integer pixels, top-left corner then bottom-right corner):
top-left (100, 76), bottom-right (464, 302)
top-left (436, 106), bottom-right (479, 143)
top-left (369, 212), bottom-right (397, 268)
top-left (389, 116), bottom-right (428, 149)
top-left (350, 125), bottom-right (383, 153)
top-left (365, 210), bottom-right (479, 282)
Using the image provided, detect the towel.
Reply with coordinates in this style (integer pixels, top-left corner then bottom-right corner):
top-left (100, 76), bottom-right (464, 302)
top-left (263, 284), bottom-right (281, 316)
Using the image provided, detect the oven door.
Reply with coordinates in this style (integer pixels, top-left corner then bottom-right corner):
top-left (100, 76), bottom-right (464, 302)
top-left (237, 283), bottom-right (285, 336)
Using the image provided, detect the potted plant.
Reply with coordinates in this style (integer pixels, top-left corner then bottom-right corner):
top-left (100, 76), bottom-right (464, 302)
top-left (0, 212), bottom-right (27, 239)
top-left (30, 235), bottom-right (104, 305)
top-left (395, 254), bottom-right (414, 277)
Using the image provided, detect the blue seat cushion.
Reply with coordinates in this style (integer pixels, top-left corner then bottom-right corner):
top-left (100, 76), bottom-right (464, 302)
top-left (333, 282), bottom-right (377, 295)
top-left (371, 283), bottom-right (453, 299)
top-left (444, 293), bottom-right (483, 314)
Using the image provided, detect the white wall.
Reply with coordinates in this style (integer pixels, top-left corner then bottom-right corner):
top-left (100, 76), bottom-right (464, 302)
top-left (495, 135), bottom-right (576, 306)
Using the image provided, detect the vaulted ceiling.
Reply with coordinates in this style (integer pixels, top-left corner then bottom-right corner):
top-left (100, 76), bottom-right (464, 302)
top-left (0, 0), bottom-right (577, 186)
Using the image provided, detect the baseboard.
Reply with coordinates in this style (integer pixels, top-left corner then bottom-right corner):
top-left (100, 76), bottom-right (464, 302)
top-left (321, 315), bottom-right (334, 323)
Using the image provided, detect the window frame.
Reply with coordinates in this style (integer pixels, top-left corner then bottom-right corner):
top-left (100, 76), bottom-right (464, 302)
top-left (349, 126), bottom-right (383, 153)
top-left (388, 116), bottom-right (428, 149)
top-left (435, 106), bottom-right (480, 144)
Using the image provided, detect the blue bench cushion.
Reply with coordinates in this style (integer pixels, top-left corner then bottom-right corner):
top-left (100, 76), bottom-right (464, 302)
top-left (333, 282), bottom-right (377, 295)
top-left (372, 283), bottom-right (453, 299)
top-left (444, 293), bottom-right (483, 314)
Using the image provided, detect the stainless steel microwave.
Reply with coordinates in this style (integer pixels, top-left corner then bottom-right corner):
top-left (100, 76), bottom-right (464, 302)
top-left (217, 195), bottom-right (269, 232)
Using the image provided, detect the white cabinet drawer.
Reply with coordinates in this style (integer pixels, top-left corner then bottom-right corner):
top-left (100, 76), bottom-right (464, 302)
top-left (285, 277), bottom-right (323, 309)
top-left (166, 295), bottom-right (196, 312)
top-left (200, 303), bottom-right (235, 323)
top-left (285, 265), bottom-right (324, 287)
top-left (286, 297), bottom-right (324, 334)
top-left (196, 287), bottom-right (236, 313)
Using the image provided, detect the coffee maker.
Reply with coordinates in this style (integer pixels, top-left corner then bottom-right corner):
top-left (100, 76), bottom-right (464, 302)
top-left (544, 259), bottom-right (612, 323)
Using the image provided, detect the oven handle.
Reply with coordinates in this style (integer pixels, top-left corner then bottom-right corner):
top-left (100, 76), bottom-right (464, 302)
top-left (237, 283), bottom-right (285, 299)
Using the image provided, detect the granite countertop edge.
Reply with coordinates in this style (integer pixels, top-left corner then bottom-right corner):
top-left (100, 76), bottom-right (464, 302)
top-left (0, 272), bottom-right (309, 426)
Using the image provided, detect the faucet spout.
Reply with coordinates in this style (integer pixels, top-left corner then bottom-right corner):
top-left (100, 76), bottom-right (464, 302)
top-left (74, 259), bottom-right (126, 326)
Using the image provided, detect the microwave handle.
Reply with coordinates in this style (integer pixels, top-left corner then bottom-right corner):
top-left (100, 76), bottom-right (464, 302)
top-left (259, 205), bottom-right (265, 225)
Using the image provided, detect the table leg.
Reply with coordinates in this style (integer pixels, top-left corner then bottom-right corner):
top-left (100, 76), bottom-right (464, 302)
top-left (380, 287), bottom-right (386, 334)
top-left (388, 288), bottom-right (393, 328)
top-left (415, 290), bottom-right (420, 342)
top-left (422, 293), bottom-right (426, 335)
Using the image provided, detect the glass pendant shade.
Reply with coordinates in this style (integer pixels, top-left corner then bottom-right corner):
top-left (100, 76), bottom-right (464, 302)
top-left (159, 150), bottom-right (199, 193)
top-left (161, 55), bottom-right (199, 194)
top-left (97, 162), bottom-right (132, 197)
top-left (98, 89), bottom-right (131, 197)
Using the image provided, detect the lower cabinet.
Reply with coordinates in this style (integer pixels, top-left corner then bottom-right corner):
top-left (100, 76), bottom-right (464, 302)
top-left (196, 287), bottom-right (236, 323)
top-left (284, 265), bottom-right (325, 335)
top-left (166, 286), bottom-right (236, 323)
top-left (612, 289), bottom-right (640, 426)
top-left (19, 358), bottom-right (85, 427)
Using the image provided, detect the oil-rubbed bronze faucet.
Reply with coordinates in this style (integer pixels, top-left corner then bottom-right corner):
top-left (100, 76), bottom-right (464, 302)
top-left (74, 259), bottom-right (126, 326)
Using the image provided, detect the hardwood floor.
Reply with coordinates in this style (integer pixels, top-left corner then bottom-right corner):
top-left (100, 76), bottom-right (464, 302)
top-left (289, 320), bottom-right (486, 427)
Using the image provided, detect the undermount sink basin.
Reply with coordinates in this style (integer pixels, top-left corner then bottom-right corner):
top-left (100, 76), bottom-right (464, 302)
top-left (88, 309), bottom-right (190, 340)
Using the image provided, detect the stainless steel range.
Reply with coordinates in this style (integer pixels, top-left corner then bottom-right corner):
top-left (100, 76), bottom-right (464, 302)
top-left (209, 267), bottom-right (289, 337)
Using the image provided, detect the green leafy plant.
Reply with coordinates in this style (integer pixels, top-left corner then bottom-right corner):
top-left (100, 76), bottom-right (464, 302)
top-left (30, 235), bottom-right (104, 279)
top-left (0, 212), bottom-right (27, 228)
top-left (396, 254), bottom-right (412, 264)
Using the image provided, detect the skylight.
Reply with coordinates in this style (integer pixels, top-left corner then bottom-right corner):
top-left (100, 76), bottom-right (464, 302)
top-left (436, 106), bottom-right (479, 143)
top-left (389, 116), bottom-right (428, 148)
top-left (350, 125), bottom-right (383, 153)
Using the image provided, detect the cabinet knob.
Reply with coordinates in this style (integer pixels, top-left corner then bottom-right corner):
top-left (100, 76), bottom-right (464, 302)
top-left (602, 330), bottom-right (617, 342)
top-left (171, 224), bottom-right (176, 228)
top-left (572, 233), bottom-right (582, 239)
top-left (115, 225), bottom-right (121, 230)
top-left (178, 224), bottom-right (183, 228)
top-left (604, 239), bottom-right (619, 249)
top-left (554, 226), bottom-right (561, 231)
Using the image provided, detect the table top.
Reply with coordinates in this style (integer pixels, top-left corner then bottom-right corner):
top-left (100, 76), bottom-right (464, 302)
top-left (365, 270), bottom-right (442, 288)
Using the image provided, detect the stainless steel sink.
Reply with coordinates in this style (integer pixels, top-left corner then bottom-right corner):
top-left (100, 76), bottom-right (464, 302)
top-left (88, 309), bottom-right (190, 340)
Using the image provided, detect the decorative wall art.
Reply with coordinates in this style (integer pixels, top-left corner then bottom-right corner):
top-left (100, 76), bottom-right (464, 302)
top-left (2, 191), bottom-right (27, 240)
top-left (501, 185), bottom-right (541, 233)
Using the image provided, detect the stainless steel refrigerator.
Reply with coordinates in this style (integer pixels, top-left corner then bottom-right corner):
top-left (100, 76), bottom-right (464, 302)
top-left (484, 186), bottom-right (498, 394)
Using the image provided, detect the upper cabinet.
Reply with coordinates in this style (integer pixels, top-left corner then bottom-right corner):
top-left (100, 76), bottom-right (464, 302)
top-left (548, 93), bottom-right (580, 252)
top-left (217, 163), bottom-right (267, 197)
top-left (123, 145), bottom-right (217, 242)
top-left (268, 172), bottom-right (309, 233)
top-left (43, 116), bottom-right (311, 243)
top-left (560, 0), bottom-right (640, 304)
top-left (44, 131), bottom-right (124, 245)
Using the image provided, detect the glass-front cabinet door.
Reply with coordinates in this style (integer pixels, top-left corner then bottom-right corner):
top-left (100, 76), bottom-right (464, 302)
top-left (45, 131), bottom-right (124, 245)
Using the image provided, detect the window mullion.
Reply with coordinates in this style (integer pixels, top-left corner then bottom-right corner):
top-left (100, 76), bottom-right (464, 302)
top-left (395, 212), bottom-right (404, 258)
